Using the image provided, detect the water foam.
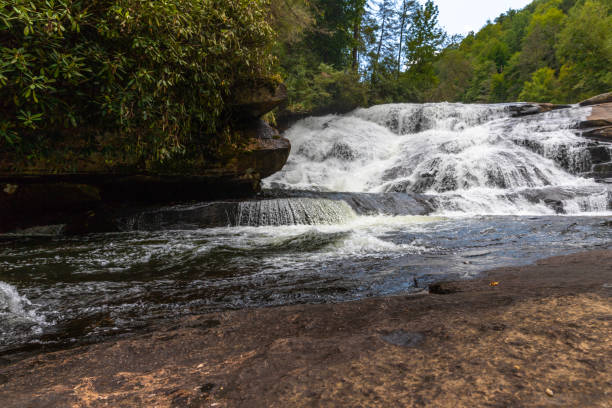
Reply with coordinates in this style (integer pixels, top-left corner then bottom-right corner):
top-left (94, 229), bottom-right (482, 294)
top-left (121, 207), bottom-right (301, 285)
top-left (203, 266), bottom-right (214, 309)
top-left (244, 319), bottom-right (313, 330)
top-left (265, 103), bottom-right (611, 215)
top-left (236, 198), bottom-right (357, 226)
top-left (0, 281), bottom-right (47, 343)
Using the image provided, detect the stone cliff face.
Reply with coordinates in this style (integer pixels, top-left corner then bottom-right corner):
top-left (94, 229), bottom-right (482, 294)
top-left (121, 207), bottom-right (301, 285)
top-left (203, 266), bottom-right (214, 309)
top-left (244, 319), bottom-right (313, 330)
top-left (0, 84), bottom-right (291, 233)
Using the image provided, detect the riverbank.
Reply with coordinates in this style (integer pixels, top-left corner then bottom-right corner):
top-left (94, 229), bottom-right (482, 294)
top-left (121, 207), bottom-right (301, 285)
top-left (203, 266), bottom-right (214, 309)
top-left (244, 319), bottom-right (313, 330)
top-left (1, 249), bottom-right (611, 407)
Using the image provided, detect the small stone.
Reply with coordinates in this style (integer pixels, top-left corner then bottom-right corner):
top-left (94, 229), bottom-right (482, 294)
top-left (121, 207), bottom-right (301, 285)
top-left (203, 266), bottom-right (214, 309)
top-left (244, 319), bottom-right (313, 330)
top-left (546, 388), bottom-right (554, 397)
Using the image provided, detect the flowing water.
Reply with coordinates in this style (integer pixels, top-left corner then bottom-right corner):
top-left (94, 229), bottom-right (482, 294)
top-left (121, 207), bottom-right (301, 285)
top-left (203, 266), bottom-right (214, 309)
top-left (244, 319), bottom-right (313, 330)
top-left (1, 103), bottom-right (611, 357)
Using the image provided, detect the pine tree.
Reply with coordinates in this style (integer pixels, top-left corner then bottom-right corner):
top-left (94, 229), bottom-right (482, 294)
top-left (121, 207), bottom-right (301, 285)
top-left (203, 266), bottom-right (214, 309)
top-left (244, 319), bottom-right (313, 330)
top-left (396, 0), bottom-right (418, 76)
top-left (405, 0), bottom-right (445, 70)
top-left (371, 0), bottom-right (398, 83)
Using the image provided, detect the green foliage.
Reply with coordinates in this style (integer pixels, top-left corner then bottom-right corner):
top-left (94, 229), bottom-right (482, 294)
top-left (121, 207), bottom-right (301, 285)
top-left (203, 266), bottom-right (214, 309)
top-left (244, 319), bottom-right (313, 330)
top-left (0, 0), bottom-right (276, 160)
top-left (519, 67), bottom-right (560, 101)
top-left (285, 63), bottom-right (367, 114)
top-left (429, 49), bottom-right (472, 101)
top-left (518, 2), bottom-right (566, 74)
top-left (555, 0), bottom-right (612, 101)
top-left (432, 0), bottom-right (611, 103)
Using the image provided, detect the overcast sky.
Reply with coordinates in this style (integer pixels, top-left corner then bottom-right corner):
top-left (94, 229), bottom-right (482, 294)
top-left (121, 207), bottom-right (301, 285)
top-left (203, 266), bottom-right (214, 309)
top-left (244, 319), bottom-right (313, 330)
top-left (429, 0), bottom-right (534, 35)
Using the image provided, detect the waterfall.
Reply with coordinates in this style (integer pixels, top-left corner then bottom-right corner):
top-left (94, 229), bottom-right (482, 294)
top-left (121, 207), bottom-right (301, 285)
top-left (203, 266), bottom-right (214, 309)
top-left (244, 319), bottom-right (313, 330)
top-left (235, 198), bottom-right (356, 226)
top-left (115, 198), bottom-right (358, 230)
top-left (265, 103), bottom-right (611, 215)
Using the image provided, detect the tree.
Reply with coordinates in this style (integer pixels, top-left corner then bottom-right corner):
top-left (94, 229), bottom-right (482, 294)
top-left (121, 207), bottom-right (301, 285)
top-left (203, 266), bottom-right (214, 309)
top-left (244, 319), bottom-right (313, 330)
top-left (518, 1), bottom-right (566, 76)
top-left (348, 0), bottom-right (368, 70)
top-left (269, 0), bottom-right (314, 45)
top-left (519, 67), bottom-right (560, 102)
top-left (0, 0), bottom-right (277, 160)
top-left (555, 0), bottom-right (612, 101)
top-left (404, 1), bottom-right (445, 70)
top-left (431, 49), bottom-right (473, 101)
top-left (396, 0), bottom-right (418, 76)
top-left (370, 0), bottom-right (398, 84)
top-left (401, 0), bottom-right (445, 100)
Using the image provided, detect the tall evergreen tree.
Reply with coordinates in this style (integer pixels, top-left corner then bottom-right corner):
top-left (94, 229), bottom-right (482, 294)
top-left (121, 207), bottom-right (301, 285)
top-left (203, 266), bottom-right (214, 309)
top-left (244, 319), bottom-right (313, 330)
top-left (396, 0), bottom-right (418, 76)
top-left (404, 0), bottom-right (445, 70)
top-left (370, 0), bottom-right (398, 83)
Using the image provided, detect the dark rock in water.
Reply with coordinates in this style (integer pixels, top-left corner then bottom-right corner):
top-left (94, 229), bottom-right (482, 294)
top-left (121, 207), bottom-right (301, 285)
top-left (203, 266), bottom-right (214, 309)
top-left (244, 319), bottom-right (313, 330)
top-left (587, 146), bottom-right (612, 164)
top-left (593, 162), bottom-right (612, 174)
top-left (429, 281), bottom-right (464, 295)
top-left (588, 163), bottom-right (612, 182)
top-left (582, 126), bottom-right (612, 142)
top-left (381, 330), bottom-right (425, 348)
top-left (63, 209), bottom-right (121, 235)
top-left (509, 103), bottom-right (571, 117)
top-left (579, 92), bottom-right (612, 107)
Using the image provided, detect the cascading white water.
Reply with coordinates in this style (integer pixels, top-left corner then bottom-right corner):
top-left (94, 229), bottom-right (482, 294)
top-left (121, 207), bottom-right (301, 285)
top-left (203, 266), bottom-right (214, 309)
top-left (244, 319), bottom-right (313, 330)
top-left (0, 282), bottom-right (47, 344)
top-left (236, 198), bottom-right (357, 226)
top-left (265, 103), bottom-right (611, 215)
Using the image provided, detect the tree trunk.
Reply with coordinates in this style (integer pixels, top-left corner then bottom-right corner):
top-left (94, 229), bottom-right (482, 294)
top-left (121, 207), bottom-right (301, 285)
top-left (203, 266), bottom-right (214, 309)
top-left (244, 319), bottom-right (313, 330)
top-left (397, 1), bottom-right (414, 77)
top-left (373, 4), bottom-right (387, 83)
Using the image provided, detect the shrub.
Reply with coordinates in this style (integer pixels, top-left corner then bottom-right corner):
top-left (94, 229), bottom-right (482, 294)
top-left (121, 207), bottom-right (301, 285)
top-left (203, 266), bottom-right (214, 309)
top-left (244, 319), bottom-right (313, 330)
top-left (0, 0), bottom-right (276, 161)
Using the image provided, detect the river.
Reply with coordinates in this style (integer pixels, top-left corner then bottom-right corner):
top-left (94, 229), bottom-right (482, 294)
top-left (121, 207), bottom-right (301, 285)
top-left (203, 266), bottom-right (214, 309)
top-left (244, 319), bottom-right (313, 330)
top-left (1, 102), bottom-right (610, 357)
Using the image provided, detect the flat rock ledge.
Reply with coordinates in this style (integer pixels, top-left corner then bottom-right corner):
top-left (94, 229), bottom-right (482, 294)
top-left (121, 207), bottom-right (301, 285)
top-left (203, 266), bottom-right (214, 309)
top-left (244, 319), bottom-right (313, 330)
top-left (1, 249), bottom-right (611, 407)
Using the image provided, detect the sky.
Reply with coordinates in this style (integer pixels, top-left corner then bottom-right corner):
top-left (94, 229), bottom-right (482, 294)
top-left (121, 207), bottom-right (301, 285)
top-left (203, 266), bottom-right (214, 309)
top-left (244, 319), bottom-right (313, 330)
top-left (429, 0), bottom-right (534, 35)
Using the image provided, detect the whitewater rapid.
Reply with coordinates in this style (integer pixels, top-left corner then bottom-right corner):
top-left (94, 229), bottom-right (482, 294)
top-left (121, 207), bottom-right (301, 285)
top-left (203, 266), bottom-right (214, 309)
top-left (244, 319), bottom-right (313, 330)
top-left (2, 102), bottom-right (611, 353)
top-left (265, 103), bottom-right (611, 215)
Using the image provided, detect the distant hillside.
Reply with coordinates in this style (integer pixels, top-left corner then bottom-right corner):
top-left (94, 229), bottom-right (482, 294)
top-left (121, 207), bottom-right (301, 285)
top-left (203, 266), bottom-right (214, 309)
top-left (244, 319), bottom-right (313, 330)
top-left (431, 0), bottom-right (612, 103)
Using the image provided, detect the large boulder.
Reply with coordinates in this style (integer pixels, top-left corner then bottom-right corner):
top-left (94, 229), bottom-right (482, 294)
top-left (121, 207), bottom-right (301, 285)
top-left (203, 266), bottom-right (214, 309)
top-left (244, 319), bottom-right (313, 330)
top-left (579, 92), bottom-right (612, 107)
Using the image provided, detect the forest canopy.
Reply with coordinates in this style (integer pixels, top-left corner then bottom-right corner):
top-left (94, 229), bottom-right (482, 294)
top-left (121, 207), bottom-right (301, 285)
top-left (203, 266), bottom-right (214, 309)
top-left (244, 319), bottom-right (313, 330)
top-left (1, 0), bottom-right (610, 161)
top-left (0, 0), bottom-right (276, 160)
top-left (274, 0), bottom-right (612, 116)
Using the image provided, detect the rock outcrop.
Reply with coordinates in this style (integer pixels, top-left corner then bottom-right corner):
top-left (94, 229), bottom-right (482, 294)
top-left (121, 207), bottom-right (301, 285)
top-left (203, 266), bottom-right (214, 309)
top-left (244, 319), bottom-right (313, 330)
top-left (579, 92), bottom-right (612, 107)
top-left (509, 102), bottom-right (571, 117)
top-left (580, 102), bottom-right (612, 141)
top-left (0, 83), bottom-right (291, 233)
